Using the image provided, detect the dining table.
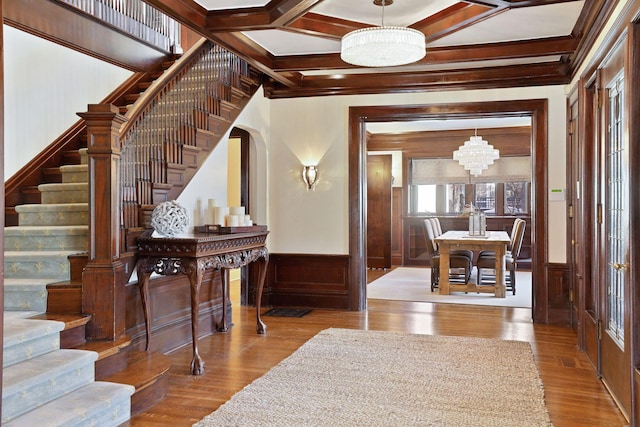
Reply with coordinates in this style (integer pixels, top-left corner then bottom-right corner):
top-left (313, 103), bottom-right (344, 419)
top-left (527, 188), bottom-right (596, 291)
top-left (434, 230), bottom-right (511, 297)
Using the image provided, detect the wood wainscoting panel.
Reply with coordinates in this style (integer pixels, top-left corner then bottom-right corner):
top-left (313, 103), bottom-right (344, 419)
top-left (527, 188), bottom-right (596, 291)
top-left (125, 270), bottom-right (227, 354)
top-left (264, 254), bottom-right (351, 309)
top-left (547, 263), bottom-right (571, 326)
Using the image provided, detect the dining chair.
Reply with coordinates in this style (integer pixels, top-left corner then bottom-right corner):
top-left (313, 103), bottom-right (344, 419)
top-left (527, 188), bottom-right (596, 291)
top-left (476, 218), bottom-right (526, 294)
top-left (423, 218), bottom-right (473, 292)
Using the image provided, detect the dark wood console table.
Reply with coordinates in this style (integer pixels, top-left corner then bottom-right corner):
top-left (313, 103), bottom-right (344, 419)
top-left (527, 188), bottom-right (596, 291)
top-left (136, 229), bottom-right (269, 375)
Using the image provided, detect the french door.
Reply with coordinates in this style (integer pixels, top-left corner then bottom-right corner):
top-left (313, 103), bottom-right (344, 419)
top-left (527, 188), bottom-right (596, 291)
top-left (598, 38), bottom-right (631, 418)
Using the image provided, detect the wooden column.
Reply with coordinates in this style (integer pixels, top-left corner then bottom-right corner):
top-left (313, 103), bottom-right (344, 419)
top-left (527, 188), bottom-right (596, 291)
top-left (78, 104), bottom-right (127, 340)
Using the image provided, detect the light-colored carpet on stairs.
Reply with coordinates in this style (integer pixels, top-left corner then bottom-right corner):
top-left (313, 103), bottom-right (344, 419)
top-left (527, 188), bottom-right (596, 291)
top-left (367, 267), bottom-right (532, 308)
top-left (193, 328), bottom-right (553, 427)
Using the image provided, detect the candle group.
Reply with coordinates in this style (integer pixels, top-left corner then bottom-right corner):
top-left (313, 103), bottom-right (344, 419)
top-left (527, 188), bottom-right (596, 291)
top-left (207, 199), bottom-right (252, 227)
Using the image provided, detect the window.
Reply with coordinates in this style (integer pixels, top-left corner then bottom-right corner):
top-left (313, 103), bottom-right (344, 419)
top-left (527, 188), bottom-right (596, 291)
top-left (408, 157), bottom-right (531, 216)
top-left (446, 184), bottom-right (466, 214)
top-left (474, 183), bottom-right (495, 213)
top-left (504, 182), bottom-right (529, 214)
top-left (416, 185), bottom-right (437, 213)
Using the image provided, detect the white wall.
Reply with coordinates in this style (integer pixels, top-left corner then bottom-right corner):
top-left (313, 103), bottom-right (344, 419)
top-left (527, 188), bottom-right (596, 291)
top-left (4, 25), bottom-right (133, 179)
top-left (177, 89), bottom-right (271, 233)
top-left (267, 87), bottom-right (568, 262)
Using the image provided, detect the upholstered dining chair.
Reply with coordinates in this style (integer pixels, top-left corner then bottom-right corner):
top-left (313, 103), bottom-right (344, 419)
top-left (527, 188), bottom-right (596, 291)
top-left (423, 218), bottom-right (473, 292)
top-left (476, 218), bottom-right (526, 294)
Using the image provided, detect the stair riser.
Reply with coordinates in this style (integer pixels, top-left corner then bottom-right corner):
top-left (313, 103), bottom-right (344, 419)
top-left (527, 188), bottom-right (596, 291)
top-left (18, 211), bottom-right (88, 226)
top-left (40, 189), bottom-right (88, 204)
top-left (2, 352), bottom-right (97, 422)
top-left (5, 259), bottom-right (70, 280)
top-left (4, 289), bottom-right (47, 313)
top-left (5, 234), bottom-right (87, 252)
top-left (3, 330), bottom-right (59, 368)
top-left (61, 171), bottom-right (88, 183)
top-left (3, 319), bottom-right (64, 368)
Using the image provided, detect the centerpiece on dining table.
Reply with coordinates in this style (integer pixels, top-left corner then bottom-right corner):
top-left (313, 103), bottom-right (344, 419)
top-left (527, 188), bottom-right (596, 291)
top-left (467, 205), bottom-right (487, 237)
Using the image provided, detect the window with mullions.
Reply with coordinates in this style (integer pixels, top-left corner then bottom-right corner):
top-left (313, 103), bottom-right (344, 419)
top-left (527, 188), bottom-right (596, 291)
top-left (409, 157), bottom-right (531, 216)
top-left (474, 183), bottom-right (496, 213)
top-left (504, 181), bottom-right (529, 214)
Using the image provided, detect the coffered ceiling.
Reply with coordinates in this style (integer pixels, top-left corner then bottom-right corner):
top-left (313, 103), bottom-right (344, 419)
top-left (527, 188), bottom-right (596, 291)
top-left (146, 0), bottom-right (614, 99)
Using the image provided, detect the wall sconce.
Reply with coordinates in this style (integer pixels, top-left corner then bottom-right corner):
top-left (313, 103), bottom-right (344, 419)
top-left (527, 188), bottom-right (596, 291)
top-left (302, 165), bottom-right (319, 190)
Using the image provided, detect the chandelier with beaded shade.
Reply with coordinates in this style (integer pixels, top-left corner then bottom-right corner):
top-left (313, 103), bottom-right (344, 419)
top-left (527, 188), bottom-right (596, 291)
top-left (453, 131), bottom-right (500, 177)
top-left (340, 0), bottom-right (426, 68)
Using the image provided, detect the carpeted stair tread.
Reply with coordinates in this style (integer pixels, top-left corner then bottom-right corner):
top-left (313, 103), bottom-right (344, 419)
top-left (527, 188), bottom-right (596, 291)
top-left (2, 349), bottom-right (98, 422)
top-left (38, 182), bottom-right (88, 191)
top-left (14, 203), bottom-right (88, 213)
top-left (3, 381), bottom-right (135, 427)
top-left (3, 318), bottom-right (65, 368)
top-left (4, 311), bottom-right (42, 319)
top-left (5, 249), bottom-right (83, 258)
top-left (4, 277), bottom-right (56, 288)
top-left (4, 225), bottom-right (88, 235)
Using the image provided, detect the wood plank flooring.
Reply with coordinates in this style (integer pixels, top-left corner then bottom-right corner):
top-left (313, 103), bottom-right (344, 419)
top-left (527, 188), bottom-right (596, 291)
top-left (125, 271), bottom-right (628, 427)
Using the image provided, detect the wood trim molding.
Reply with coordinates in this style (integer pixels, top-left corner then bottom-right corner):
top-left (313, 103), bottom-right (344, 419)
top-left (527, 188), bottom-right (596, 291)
top-left (349, 100), bottom-right (550, 322)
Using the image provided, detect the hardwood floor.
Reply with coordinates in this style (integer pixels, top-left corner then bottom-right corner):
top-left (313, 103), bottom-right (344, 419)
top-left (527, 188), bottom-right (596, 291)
top-left (126, 272), bottom-right (627, 427)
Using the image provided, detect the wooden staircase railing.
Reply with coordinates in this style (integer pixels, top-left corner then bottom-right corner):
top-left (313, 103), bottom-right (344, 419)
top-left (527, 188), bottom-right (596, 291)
top-left (81, 39), bottom-right (261, 341)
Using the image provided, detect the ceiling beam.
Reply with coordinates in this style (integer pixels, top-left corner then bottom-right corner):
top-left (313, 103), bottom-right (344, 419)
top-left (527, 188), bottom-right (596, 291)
top-left (202, 0), bottom-right (323, 31)
top-left (143, 0), bottom-right (301, 88)
top-left (416, 3), bottom-right (502, 42)
top-left (263, 62), bottom-right (570, 98)
top-left (270, 36), bottom-right (578, 71)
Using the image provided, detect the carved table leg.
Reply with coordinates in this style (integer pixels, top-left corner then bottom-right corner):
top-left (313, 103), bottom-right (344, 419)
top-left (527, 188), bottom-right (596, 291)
top-left (186, 261), bottom-right (205, 375)
top-left (255, 252), bottom-right (269, 334)
top-left (136, 260), bottom-right (152, 351)
top-left (218, 268), bottom-right (229, 332)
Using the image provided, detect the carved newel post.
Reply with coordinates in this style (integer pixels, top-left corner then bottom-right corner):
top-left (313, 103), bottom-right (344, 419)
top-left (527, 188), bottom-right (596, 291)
top-left (77, 104), bottom-right (128, 340)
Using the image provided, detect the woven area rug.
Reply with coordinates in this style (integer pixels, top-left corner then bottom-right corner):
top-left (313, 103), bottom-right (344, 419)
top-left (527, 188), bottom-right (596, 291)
top-left (193, 328), bottom-right (553, 427)
top-left (367, 267), bottom-right (532, 308)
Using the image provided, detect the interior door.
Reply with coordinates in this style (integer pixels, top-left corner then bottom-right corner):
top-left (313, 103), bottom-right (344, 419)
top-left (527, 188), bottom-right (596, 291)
top-left (598, 38), bottom-right (631, 418)
top-left (367, 154), bottom-right (392, 269)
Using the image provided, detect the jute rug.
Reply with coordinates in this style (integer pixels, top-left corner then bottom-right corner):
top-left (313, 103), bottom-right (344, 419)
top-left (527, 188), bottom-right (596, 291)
top-left (367, 267), bottom-right (532, 308)
top-left (193, 328), bottom-right (553, 427)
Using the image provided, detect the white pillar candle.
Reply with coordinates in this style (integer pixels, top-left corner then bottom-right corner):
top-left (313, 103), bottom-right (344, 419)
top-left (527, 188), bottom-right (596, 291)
top-left (193, 199), bottom-right (203, 226)
top-left (207, 199), bottom-right (219, 223)
top-left (244, 215), bottom-right (252, 226)
top-left (230, 206), bottom-right (245, 216)
top-left (214, 207), bottom-right (229, 226)
top-left (226, 214), bottom-right (240, 227)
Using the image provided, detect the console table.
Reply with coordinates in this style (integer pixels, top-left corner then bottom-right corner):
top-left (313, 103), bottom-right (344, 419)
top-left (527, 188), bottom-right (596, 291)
top-left (136, 229), bottom-right (269, 375)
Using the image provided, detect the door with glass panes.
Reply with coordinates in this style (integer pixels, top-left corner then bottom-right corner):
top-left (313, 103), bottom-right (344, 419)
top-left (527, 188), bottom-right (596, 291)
top-left (597, 37), bottom-right (631, 418)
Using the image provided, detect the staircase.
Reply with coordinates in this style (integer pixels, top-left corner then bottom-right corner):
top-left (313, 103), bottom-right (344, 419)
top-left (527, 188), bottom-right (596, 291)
top-left (3, 39), bottom-right (261, 423)
top-left (2, 315), bottom-right (135, 426)
top-left (2, 151), bottom-right (137, 425)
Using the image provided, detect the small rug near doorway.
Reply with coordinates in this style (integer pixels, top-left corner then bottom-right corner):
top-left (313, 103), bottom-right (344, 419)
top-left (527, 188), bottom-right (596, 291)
top-left (193, 328), bottom-right (553, 426)
top-left (262, 308), bottom-right (312, 317)
top-left (367, 267), bottom-right (532, 308)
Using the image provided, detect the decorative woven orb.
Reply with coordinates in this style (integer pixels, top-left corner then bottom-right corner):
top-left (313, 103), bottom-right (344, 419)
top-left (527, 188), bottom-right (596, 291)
top-left (151, 200), bottom-right (189, 237)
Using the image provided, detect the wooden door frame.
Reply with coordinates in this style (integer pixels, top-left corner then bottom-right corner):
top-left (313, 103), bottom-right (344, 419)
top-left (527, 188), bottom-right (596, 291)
top-left (348, 100), bottom-right (549, 323)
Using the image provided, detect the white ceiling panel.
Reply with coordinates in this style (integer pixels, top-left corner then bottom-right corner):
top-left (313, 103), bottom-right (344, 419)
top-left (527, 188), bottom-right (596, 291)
top-left (431, 1), bottom-right (585, 47)
top-left (244, 30), bottom-right (341, 56)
